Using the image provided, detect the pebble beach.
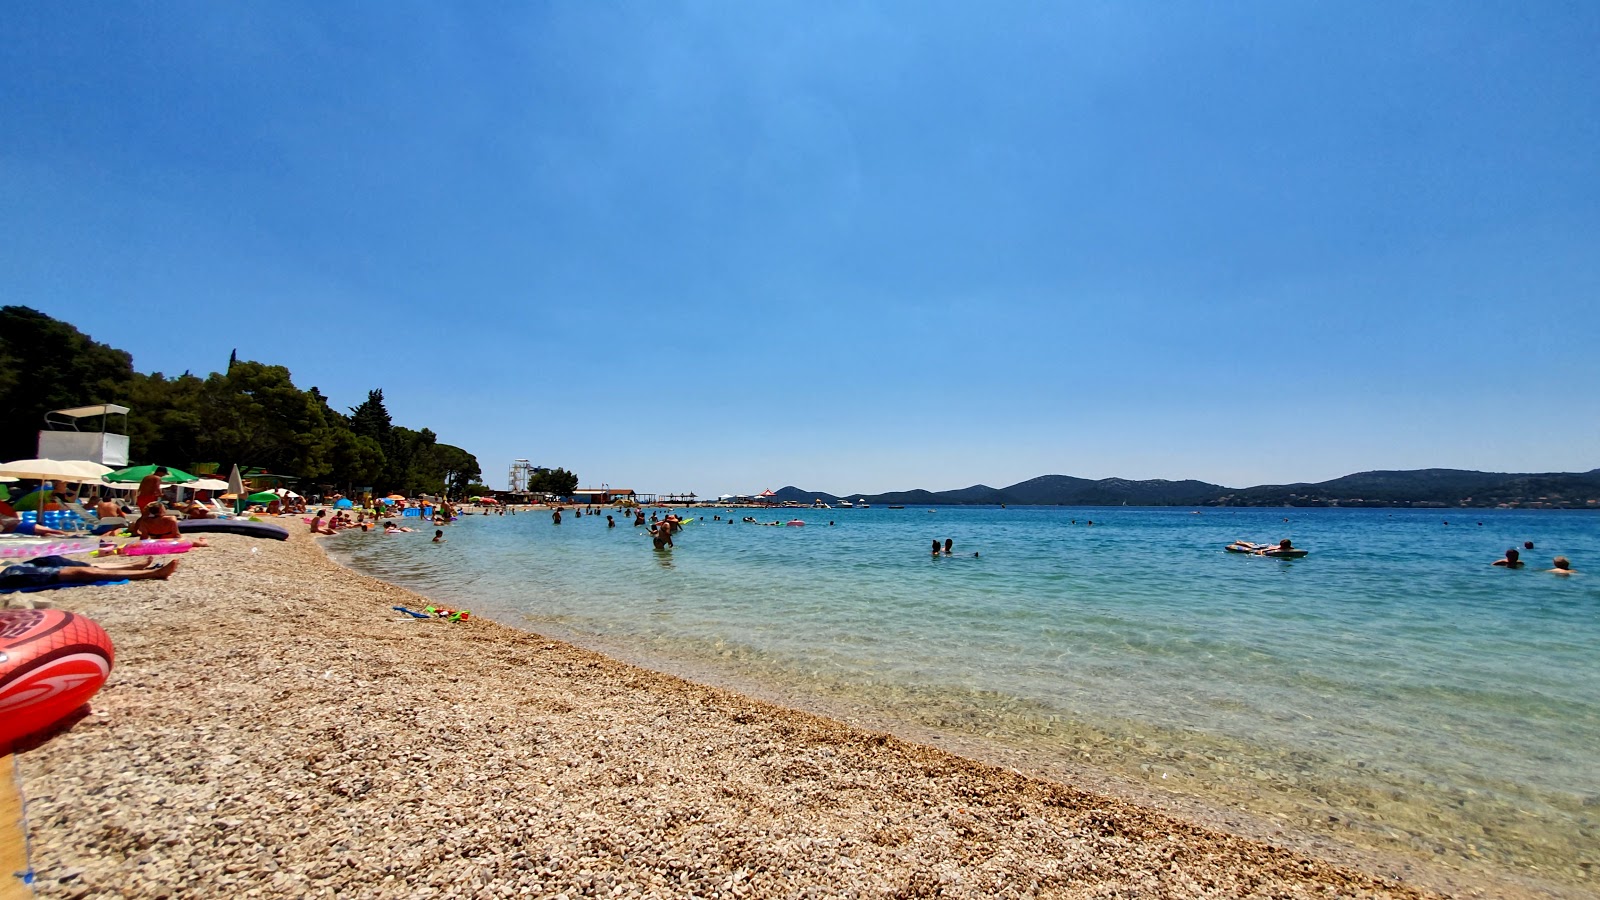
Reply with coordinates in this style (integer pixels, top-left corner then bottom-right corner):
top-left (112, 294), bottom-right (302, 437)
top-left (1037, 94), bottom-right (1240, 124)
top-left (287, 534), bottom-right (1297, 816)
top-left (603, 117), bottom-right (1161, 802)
top-left (7, 532), bottom-right (1540, 899)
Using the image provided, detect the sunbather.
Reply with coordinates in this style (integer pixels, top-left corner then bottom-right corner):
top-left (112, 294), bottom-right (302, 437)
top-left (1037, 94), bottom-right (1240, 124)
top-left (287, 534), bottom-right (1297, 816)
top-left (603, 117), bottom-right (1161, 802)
top-left (130, 502), bottom-right (182, 540)
top-left (0, 554), bottom-right (179, 589)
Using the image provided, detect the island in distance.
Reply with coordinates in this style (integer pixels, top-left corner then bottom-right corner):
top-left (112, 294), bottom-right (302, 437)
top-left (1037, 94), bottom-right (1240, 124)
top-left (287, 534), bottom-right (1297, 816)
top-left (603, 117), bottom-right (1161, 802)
top-left (774, 468), bottom-right (1600, 509)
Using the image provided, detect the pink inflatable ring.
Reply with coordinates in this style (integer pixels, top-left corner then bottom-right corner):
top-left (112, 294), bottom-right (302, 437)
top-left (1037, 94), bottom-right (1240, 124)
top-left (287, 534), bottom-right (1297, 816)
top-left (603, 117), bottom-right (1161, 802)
top-left (0, 608), bottom-right (115, 748)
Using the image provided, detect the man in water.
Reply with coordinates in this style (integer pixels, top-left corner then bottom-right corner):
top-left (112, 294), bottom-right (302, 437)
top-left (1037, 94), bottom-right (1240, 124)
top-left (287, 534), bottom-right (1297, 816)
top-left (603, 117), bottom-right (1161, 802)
top-left (606, 515), bottom-right (615, 528)
top-left (1547, 556), bottom-right (1576, 575)
top-left (552, 508), bottom-right (562, 525)
top-left (432, 530), bottom-right (446, 543)
top-left (943, 538), bottom-right (954, 556)
top-left (650, 519), bottom-right (673, 550)
top-left (1492, 548), bottom-right (1525, 568)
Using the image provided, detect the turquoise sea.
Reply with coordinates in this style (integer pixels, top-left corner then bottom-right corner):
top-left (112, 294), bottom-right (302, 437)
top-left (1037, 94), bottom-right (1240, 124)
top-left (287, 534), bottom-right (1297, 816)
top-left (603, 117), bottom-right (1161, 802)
top-left (329, 506), bottom-right (1600, 893)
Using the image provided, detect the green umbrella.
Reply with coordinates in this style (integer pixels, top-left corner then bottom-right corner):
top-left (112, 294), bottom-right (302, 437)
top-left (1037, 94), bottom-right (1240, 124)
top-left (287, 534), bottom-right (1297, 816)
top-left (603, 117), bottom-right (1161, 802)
top-left (102, 464), bottom-right (200, 484)
top-left (247, 490), bottom-right (285, 503)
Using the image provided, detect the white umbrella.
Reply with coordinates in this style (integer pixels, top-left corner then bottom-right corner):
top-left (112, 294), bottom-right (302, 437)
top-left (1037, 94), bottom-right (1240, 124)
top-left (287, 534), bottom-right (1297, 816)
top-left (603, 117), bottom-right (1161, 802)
top-left (0, 458), bottom-right (111, 483)
top-left (227, 465), bottom-right (246, 514)
top-left (189, 478), bottom-right (230, 491)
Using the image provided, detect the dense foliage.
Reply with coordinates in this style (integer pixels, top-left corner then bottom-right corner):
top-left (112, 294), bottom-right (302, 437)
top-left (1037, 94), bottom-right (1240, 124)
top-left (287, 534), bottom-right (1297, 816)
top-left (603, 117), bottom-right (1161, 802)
top-left (0, 307), bottom-right (482, 497)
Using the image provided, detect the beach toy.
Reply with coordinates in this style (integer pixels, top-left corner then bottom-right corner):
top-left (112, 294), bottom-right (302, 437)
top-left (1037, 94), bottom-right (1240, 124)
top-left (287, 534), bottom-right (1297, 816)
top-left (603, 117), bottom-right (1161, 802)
top-left (392, 606), bottom-right (430, 619)
top-left (177, 520), bottom-right (290, 540)
top-left (122, 540), bottom-right (194, 556)
top-left (0, 608), bottom-right (115, 748)
top-left (0, 538), bottom-right (100, 558)
top-left (786, 519), bottom-right (806, 527)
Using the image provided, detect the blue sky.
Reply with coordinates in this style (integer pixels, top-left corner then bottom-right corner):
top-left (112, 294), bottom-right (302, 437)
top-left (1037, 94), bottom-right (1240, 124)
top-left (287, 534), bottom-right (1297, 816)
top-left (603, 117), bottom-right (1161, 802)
top-left (4, 2), bottom-right (1597, 494)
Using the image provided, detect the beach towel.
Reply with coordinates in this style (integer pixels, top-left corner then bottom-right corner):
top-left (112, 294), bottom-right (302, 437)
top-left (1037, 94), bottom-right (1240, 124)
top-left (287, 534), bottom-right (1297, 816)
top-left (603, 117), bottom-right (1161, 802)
top-left (0, 579), bottom-right (129, 595)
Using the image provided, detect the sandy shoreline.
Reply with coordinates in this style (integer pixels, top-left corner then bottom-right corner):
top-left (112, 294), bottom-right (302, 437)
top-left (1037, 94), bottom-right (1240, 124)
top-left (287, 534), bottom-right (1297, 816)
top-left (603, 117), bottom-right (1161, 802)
top-left (4, 532), bottom-right (1545, 898)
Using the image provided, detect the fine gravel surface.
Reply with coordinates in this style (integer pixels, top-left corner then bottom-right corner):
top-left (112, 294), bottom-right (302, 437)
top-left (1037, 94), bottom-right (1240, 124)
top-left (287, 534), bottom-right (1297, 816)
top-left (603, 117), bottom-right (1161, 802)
top-left (12, 532), bottom-right (1463, 898)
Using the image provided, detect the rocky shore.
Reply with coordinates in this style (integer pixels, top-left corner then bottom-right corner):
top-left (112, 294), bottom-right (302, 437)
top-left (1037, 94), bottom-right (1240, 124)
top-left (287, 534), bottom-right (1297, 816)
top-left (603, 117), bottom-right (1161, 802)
top-left (12, 533), bottom-right (1470, 898)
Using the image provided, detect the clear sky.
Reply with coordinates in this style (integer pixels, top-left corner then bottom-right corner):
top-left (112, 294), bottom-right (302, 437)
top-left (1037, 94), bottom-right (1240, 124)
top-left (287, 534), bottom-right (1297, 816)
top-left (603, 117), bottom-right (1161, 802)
top-left (4, 3), bottom-right (1597, 494)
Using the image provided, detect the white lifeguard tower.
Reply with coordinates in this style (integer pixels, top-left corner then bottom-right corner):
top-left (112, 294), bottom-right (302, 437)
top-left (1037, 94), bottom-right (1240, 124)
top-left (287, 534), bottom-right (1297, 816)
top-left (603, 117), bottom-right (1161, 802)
top-left (508, 459), bottom-right (537, 493)
top-left (37, 404), bottom-right (131, 466)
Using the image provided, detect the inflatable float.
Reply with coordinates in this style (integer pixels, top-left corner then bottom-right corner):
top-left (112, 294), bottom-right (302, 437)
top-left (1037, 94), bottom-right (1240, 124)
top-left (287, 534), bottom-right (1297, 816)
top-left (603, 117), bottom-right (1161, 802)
top-left (1226, 541), bottom-right (1308, 558)
top-left (177, 520), bottom-right (290, 541)
top-left (0, 608), bottom-right (115, 747)
top-left (786, 519), bottom-right (806, 527)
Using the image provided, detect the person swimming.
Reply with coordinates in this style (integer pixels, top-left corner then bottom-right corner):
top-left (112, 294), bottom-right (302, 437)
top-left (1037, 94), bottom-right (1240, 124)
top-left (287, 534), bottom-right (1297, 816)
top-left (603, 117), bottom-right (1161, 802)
top-left (1547, 556), bottom-right (1575, 575)
top-left (1492, 548), bottom-right (1525, 568)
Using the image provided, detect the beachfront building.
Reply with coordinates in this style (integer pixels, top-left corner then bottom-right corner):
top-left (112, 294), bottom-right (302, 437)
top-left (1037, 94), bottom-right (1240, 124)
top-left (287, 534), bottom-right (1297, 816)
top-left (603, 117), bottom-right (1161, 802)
top-left (572, 487), bottom-right (635, 505)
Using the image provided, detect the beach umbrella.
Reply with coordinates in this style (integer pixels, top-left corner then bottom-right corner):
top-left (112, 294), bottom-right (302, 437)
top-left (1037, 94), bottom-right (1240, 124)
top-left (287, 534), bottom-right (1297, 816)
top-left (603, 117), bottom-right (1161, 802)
top-left (334, 498), bottom-right (354, 509)
top-left (189, 478), bottom-right (230, 491)
top-left (0, 458), bottom-right (111, 483)
top-left (103, 463), bottom-right (199, 484)
top-left (247, 490), bottom-right (286, 503)
top-left (227, 464), bottom-right (246, 515)
top-left (386, 494), bottom-right (406, 501)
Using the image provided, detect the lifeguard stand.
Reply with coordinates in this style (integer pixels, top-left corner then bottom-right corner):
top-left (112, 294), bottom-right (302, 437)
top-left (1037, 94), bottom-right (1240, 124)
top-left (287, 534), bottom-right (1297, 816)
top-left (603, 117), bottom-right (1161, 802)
top-left (38, 404), bottom-right (130, 466)
top-left (508, 459), bottom-right (546, 493)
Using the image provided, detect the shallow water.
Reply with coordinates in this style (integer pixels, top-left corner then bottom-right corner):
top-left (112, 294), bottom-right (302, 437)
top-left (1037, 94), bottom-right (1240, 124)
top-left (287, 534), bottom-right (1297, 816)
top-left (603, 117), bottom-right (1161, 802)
top-left (330, 506), bottom-right (1600, 891)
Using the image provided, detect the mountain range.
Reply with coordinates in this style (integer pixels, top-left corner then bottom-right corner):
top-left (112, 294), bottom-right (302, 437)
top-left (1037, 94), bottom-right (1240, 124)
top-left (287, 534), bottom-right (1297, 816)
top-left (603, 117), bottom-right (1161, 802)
top-left (768, 468), bottom-right (1600, 509)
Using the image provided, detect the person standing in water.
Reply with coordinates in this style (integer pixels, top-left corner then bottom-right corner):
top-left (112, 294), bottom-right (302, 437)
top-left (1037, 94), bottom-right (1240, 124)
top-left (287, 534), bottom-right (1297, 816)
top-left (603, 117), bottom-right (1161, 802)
top-left (552, 508), bottom-right (562, 525)
top-left (943, 538), bottom-right (954, 556)
top-left (1492, 548), bottom-right (1524, 568)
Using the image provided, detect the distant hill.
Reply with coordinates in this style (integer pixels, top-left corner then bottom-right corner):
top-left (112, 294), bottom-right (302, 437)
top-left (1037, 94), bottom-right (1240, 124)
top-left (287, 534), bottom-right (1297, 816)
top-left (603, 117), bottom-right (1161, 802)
top-left (764, 468), bottom-right (1600, 508)
top-left (1004, 475), bottom-right (1227, 506)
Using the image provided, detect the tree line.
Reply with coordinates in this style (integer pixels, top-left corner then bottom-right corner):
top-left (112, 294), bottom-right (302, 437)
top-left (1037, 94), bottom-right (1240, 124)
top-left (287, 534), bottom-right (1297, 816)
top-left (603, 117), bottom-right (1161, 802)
top-left (0, 306), bottom-right (485, 498)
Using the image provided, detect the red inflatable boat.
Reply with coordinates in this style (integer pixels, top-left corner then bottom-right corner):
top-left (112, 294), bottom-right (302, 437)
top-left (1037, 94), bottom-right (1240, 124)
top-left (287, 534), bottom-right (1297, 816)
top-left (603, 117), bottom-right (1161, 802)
top-left (0, 609), bottom-right (114, 747)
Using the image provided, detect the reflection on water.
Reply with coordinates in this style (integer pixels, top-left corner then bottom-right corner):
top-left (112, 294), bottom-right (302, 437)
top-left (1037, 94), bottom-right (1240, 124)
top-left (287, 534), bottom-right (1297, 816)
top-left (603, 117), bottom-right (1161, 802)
top-left (330, 506), bottom-right (1600, 893)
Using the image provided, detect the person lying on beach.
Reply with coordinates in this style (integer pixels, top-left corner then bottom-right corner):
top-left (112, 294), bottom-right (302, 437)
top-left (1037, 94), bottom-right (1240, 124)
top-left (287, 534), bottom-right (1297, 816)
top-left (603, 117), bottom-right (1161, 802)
top-left (184, 500), bottom-right (212, 519)
top-left (0, 554), bottom-right (180, 589)
top-left (131, 503), bottom-right (182, 541)
top-left (1492, 548), bottom-right (1525, 568)
top-left (1547, 556), bottom-right (1576, 575)
top-left (95, 498), bottom-right (124, 519)
top-left (1, 515), bottom-right (70, 537)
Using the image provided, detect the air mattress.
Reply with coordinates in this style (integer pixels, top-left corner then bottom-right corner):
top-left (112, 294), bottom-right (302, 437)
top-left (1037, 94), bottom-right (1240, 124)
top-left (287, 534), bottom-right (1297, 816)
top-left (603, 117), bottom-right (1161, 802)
top-left (177, 520), bottom-right (290, 541)
top-left (0, 608), bottom-right (114, 747)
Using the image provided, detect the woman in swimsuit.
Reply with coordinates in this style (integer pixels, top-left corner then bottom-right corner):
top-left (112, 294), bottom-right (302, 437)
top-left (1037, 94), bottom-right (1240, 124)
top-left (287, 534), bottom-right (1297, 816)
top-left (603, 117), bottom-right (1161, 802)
top-left (131, 502), bottom-right (182, 541)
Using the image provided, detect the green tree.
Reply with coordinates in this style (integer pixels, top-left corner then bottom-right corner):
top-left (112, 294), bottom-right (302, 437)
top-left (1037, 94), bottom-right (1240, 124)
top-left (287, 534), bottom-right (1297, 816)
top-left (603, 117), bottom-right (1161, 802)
top-left (194, 361), bottom-right (337, 478)
top-left (431, 443), bottom-right (482, 498)
top-left (0, 306), bottom-right (136, 459)
top-left (528, 467), bottom-right (579, 496)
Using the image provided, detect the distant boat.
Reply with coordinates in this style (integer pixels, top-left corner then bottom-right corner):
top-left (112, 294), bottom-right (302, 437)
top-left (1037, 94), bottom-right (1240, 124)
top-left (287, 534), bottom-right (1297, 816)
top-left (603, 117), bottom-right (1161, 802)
top-left (888, 505), bottom-right (904, 509)
top-left (837, 499), bottom-right (853, 508)
top-left (812, 499), bottom-right (832, 508)
top-left (857, 501), bottom-right (870, 508)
